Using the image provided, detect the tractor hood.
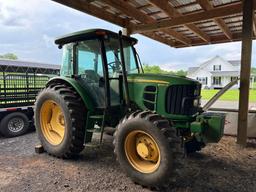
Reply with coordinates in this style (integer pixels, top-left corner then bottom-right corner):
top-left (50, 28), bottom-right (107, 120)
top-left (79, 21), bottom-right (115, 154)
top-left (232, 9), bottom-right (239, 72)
top-left (127, 73), bottom-right (202, 121)
top-left (127, 73), bottom-right (199, 86)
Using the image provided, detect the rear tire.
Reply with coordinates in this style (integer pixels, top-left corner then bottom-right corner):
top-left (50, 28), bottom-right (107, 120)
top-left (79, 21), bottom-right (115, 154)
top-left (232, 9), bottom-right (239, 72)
top-left (0, 112), bottom-right (29, 137)
top-left (34, 83), bottom-right (86, 158)
top-left (114, 110), bottom-right (182, 189)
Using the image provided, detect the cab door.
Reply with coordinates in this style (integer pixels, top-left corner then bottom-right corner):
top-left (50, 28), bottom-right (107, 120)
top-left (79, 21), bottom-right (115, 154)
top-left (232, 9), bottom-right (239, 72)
top-left (75, 39), bottom-right (106, 108)
top-left (105, 49), bottom-right (123, 106)
top-left (104, 40), bottom-right (139, 107)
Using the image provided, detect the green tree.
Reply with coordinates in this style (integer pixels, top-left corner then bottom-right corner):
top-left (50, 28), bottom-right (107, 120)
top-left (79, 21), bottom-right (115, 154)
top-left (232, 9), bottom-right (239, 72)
top-left (175, 70), bottom-right (187, 76)
top-left (252, 67), bottom-right (256, 74)
top-left (0, 53), bottom-right (18, 60)
top-left (143, 64), bottom-right (187, 76)
top-left (143, 65), bottom-right (163, 74)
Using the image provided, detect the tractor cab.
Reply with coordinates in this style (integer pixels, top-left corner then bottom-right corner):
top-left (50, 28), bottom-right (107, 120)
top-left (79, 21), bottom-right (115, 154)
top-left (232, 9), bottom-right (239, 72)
top-left (56, 29), bottom-right (140, 109)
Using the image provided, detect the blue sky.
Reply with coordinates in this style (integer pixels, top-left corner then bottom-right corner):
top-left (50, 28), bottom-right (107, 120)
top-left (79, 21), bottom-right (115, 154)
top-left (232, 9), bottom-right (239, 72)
top-left (0, 0), bottom-right (255, 71)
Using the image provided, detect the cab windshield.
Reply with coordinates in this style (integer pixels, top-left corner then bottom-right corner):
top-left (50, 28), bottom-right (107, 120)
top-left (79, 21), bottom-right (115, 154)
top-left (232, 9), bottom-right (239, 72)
top-left (60, 37), bottom-right (141, 77)
top-left (104, 37), bottom-right (140, 75)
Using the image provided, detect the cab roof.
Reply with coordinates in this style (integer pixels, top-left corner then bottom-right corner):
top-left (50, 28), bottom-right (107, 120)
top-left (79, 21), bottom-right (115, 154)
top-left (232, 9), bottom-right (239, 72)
top-left (55, 29), bottom-right (138, 46)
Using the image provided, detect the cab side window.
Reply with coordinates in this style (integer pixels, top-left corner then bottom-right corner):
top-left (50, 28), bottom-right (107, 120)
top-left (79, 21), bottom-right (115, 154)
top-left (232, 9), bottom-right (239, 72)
top-left (77, 40), bottom-right (103, 82)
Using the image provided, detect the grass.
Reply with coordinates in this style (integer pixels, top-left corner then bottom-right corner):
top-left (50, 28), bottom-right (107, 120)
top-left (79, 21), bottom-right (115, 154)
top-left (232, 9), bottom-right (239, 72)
top-left (253, 82), bottom-right (256, 89)
top-left (201, 89), bottom-right (256, 102)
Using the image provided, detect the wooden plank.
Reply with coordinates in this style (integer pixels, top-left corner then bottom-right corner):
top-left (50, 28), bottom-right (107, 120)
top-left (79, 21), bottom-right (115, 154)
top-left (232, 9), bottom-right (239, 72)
top-left (102, 0), bottom-right (191, 45)
top-left (132, 2), bottom-right (246, 33)
top-left (174, 33), bottom-right (248, 48)
top-left (149, 0), bottom-right (210, 42)
top-left (160, 29), bottom-right (191, 45)
top-left (237, 0), bottom-right (254, 147)
top-left (253, 16), bottom-right (256, 36)
top-left (137, 4), bottom-right (152, 10)
top-left (214, 18), bottom-right (233, 39)
top-left (103, 0), bottom-right (153, 24)
top-left (52, 0), bottom-right (127, 27)
top-left (197, 0), bottom-right (233, 40)
top-left (142, 32), bottom-right (175, 47)
top-left (184, 24), bottom-right (210, 42)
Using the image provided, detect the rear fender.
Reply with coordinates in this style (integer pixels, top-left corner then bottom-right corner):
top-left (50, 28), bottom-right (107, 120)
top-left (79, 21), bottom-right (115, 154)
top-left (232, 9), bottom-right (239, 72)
top-left (46, 77), bottom-right (95, 143)
top-left (46, 77), bottom-right (94, 111)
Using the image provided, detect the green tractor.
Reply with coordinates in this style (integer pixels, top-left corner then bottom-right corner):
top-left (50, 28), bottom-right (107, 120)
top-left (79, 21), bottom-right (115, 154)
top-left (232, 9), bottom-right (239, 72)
top-left (34, 29), bottom-right (226, 189)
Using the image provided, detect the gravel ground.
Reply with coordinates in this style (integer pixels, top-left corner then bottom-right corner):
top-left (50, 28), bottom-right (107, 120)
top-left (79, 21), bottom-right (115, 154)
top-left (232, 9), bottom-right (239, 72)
top-left (0, 132), bottom-right (255, 192)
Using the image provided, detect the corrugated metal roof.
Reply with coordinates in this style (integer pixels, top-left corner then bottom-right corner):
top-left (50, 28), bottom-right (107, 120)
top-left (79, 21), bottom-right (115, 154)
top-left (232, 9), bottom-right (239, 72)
top-left (53, 0), bottom-right (256, 48)
top-left (0, 59), bottom-right (60, 70)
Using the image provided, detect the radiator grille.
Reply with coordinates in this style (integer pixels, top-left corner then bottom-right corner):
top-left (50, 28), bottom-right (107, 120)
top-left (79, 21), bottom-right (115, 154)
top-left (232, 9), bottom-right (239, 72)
top-left (166, 84), bottom-right (201, 115)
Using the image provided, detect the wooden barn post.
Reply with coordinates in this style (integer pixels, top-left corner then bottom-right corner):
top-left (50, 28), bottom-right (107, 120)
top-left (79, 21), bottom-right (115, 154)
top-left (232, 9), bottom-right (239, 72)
top-left (237, 0), bottom-right (254, 146)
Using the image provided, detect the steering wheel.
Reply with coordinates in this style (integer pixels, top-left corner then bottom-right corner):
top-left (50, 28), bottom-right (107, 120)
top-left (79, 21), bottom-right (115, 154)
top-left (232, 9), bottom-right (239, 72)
top-left (108, 61), bottom-right (122, 72)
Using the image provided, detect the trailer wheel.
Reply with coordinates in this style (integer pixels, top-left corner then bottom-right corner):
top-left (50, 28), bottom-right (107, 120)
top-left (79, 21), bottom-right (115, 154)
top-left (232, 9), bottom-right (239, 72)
top-left (114, 111), bottom-right (183, 189)
top-left (34, 83), bottom-right (86, 158)
top-left (0, 112), bottom-right (29, 137)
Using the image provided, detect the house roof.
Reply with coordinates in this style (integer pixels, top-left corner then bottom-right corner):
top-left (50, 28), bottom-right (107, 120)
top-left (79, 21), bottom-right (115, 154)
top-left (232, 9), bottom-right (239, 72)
top-left (53, 0), bottom-right (256, 48)
top-left (228, 60), bottom-right (240, 66)
top-left (188, 55), bottom-right (241, 75)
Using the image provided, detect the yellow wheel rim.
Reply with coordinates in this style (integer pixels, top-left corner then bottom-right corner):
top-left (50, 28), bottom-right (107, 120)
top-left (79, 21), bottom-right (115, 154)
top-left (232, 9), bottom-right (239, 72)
top-left (40, 100), bottom-right (65, 145)
top-left (124, 130), bottom-right (161, 173)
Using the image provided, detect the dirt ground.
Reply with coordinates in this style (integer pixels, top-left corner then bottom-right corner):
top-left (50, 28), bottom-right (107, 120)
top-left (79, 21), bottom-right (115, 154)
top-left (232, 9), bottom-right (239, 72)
top-left (0, 132), bottom-right (255, 192)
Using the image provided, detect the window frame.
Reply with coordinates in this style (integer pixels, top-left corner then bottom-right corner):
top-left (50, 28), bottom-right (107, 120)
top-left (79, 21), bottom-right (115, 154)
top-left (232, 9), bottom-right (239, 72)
top-left (213, 65), bottom-right (221, 71)
top-left (213, 76), bottom-right (222, 85)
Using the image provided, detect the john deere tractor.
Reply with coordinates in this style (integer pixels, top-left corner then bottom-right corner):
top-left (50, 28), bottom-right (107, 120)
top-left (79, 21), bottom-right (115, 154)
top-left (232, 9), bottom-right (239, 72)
top-left (34, 29), bottom-right (225, 189)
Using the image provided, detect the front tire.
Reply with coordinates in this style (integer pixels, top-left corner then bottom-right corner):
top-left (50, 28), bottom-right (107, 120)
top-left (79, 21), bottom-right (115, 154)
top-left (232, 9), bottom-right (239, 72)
top-left (114, 111), bottom-right (182, 189)
top-left (34, 83), bottom-right (86, 158)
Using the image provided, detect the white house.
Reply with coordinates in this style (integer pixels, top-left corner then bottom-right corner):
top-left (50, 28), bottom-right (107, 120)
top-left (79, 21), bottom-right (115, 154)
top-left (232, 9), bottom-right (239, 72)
top-left (187, 56), bottom-right (255, 89)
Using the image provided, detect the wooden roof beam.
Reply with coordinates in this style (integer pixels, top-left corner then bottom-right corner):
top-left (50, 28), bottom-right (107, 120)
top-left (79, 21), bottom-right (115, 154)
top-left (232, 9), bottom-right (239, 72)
top-left (102, 0), bottom-right (191, 45)
top-left (149, 0), bottom-right (210, 42)
top-left (137, 4), bottom-right (152, 10)
top-left (174, 2), bottom-right (198, 9)
top-left (132, 2), bottom-right (253, 33)
top-left (147, 11), bottom-right (162, 16)
top-left (253, 16), bottom-right (256, 37)
top-left (197, 0), bottom-right (233, 40)
top-left (143, 32), bottom-right (175, 47)
top-left (174, 32), bottom-right (254, 48)
top-left (52, 0), bottom-right (127, 27)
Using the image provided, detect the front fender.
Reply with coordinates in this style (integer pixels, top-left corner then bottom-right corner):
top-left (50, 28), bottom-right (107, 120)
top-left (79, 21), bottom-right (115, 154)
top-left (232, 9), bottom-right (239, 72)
top-left (46, 76), bottom-right (94, 111)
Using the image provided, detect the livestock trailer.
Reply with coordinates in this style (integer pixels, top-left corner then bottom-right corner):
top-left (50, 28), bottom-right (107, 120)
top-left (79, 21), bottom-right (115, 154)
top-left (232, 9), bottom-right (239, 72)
top-left (0, 59), bottom-right (60, 137)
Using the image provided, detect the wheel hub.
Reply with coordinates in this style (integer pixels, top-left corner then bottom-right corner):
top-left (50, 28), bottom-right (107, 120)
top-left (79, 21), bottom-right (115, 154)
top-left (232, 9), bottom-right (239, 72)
top-left (8, 118), bottom-right (24, 133)
top-left (40, 100), bottom-right (65, 145)
top-left (136, 135), bottom-right (158, 162)
top-left (58, 113), bottom-right (65, 126)
top-left (124, 130), bottom-right (161, 173)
